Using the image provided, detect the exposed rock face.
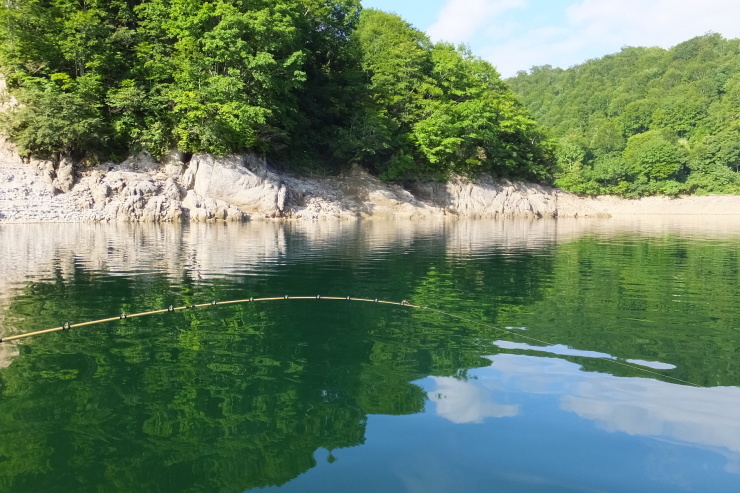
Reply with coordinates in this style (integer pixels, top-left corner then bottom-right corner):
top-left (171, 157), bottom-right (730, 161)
top-left (0, 151), bottom-right (561, 222)
top-left (554, 191), bottom-right (740, 216)
top-left (32, 158), bottom-right (57, 193)
top-left (4, 138), bottom-right (740, 222)
top-left (188, 154), bottom-right (284, 217)
top-left (409, 174), bottom-right (556, 218)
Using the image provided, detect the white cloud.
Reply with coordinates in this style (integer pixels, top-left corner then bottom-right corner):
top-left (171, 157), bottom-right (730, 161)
top-left (427, 349), bottom-right (740, 474)
top-left (427, 0), bottom-right (525, 44)
top-left (565, 0), bottom-right (740, 50)
top-left (443, 0), bottom-right (740, 77)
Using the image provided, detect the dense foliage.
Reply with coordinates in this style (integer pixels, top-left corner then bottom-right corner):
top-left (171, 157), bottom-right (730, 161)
top-left (0, 2), bottom-right (553, 181)
top-left (508, 33), bottom-right (740, 196)
top-left (348, 10), bottom-right (552, 180)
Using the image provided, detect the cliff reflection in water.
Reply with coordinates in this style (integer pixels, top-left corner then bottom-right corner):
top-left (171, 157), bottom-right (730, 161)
top-left (0, 218), bottom-right (739, 492)
top-left (4, 216), bottom-right (740, 291)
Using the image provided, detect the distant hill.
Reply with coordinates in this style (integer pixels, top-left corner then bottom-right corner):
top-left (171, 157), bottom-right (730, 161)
top-left (508, 33), bottom-right (740, 196)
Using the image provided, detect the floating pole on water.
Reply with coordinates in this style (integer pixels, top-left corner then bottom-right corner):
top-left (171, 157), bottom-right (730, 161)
top-left (0, 296), bottom-right (420, 344)
top-left (0, 294), bottom-right (700, 387)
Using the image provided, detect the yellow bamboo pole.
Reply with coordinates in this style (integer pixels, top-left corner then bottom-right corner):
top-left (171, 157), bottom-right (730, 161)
top-left (0, 296), bottom-right (418, 343)
top-left (0, 295), bottom-right (700, 388)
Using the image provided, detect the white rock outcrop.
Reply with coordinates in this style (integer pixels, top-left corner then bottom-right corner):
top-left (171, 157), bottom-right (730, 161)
top-left (4, 136), bottom-right (740, 222)
top-left (1, 139), bottom-right (567, 222)
top-left (409, 174), bottom-right (556, 218)
top-left (187, 154), bottom-right (285, 217)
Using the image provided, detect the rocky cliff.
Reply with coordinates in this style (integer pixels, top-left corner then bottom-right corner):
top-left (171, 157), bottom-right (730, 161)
top-left (0, 143), bottom-right (563, 222)
top-left (2, 140), bottom-right (740, 223)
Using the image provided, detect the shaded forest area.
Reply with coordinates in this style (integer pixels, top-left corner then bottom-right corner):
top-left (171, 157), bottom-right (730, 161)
top-left (0, 0), bottom-right (552, 182)
top-left (509, 33), bottom-right (740, 196)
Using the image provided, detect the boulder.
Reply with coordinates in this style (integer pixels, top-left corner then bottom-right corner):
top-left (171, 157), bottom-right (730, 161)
top-left (120, 151), bottom-right (158, 171)
top-left (190, 154), bottom-right (284, 216)
top-left (53, 157), bottom-right (75, 193)
top-left (32, 158), bottom-right (57, 194)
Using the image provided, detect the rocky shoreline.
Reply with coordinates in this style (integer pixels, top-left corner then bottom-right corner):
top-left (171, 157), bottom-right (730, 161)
top-left (2, 140), bottom-right (740, 223)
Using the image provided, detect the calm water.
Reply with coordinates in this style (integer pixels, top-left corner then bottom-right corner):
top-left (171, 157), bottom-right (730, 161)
top-left (0, 218), bottom-right (739, 492)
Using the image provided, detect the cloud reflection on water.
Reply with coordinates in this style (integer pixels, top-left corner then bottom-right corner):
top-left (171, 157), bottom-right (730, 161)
top-left (426, 353), bottom-right (740, 473)
top-left (426, 376), bottom-right (519, 423)
top-left (493, 340), bottom-right (678, 370)
top-left (493, 340), bottom-right (616, 360)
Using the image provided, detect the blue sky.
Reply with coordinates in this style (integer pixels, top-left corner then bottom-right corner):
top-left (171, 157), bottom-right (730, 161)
top-left (361, 0), bottom-right (740, 77)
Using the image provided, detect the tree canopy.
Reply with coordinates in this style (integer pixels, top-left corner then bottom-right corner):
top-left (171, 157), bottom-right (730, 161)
top-left (0, 2), bottom-right (554, 182)
top-left (508, 33), bottom-right (740, 196)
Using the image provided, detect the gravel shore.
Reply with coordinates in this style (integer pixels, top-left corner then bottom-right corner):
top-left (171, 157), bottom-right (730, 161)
top-left (0, 153), bottom-right (100, 222)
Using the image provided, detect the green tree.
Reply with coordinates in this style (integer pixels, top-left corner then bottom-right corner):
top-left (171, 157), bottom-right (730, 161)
top-left (354, 10), bottom-right (554, 180)
top-left (589, 118), bottom-right (625, 157)
top-left (2, 77), bottom-right (105, 157)
top-left (0, 0), bottom-right (139, 159)
top-left (133, 0), bottom-right (308, 156)
top-left (276, 0), bottom-right (365, 170)
top-left (622, 130), bottom-right (686, 182)
top-left (621, 99), bottom-right (656, 136)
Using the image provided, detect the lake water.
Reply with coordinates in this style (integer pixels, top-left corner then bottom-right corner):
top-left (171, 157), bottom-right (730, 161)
top-left (0, 218), bottom-right (739, 492)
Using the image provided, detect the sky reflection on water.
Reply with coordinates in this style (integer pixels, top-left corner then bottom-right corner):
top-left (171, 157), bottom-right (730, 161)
top-left (274, 349), bottom-right (740, 493)
top-left (2, 219), bottom-right (740, 492)
top-left (426, 353), bottom-right (740, 476)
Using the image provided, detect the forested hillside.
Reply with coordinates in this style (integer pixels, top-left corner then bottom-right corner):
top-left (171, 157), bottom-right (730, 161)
top-left (0, 1), bottom-right (553, 182)
top-left (509, 33), bottom-right (740, 196)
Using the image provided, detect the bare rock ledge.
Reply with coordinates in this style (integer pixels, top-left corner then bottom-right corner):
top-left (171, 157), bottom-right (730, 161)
top-left (2, 144), bottom-right (740, 223)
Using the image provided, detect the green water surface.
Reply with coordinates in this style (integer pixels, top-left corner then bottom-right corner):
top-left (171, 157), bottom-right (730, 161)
top-left (0, 218), bottom-right (738, 492)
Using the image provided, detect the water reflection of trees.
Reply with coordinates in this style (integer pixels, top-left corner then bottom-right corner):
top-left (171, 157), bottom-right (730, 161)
top-left (0, 270), bottom-right (474, 491)
top-left (0, 234), bottom-right (553, 491)
top-left (2, 225), bottom-right (740, 490)
top-left (513, 236), bottom-right (740, 387)
top-left (0, 302), bottom-right (420, 491)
